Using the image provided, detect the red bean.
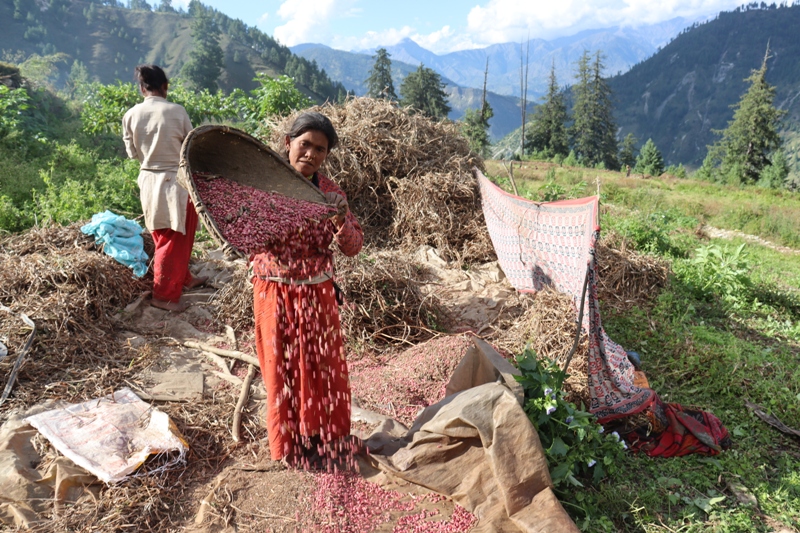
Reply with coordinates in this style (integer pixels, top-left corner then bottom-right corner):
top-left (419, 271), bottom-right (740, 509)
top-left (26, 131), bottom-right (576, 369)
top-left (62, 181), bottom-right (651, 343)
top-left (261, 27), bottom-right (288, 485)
top-left (194, 174), bottom-right (335, 256)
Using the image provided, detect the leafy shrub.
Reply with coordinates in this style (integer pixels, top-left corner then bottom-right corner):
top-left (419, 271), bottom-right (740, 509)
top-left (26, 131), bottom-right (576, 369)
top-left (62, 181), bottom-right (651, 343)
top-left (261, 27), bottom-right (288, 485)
top-left (680, 243), bottom-right (753, 308)
top-left (515, 348), bottom-right (626, 487)
top-left (0, 85), bottom-right (30, 136)
top-left (664, 163), bottom-right (687, 179)
top-left (0, 195), bottom-right (32, 232)
top-left (533, 170), bottom-right (587, 202)
top-left (32, 158), bottom-right (141, 225)
top-left (563, 150), bottom-right (579, 167)
top-left (606, 211), bottom-right (679, 256)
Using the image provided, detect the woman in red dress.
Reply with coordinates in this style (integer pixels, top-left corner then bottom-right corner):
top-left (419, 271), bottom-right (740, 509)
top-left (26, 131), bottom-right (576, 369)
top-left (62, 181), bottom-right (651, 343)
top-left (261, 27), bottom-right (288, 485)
top-left (251, 112), bottom-right (363, 466)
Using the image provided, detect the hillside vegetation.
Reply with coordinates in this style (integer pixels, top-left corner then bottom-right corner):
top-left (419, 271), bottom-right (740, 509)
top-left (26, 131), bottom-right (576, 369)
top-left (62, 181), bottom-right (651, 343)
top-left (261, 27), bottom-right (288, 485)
top-left (609, 3), bottom-right (800, 170)
top-left (1, 0), bottom-right (345, 100)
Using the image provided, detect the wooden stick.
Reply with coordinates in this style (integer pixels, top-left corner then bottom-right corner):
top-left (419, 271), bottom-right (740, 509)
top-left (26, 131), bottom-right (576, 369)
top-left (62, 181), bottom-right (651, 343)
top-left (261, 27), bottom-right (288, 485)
top-left (502, 161), bottom-right (520, 196)
top-left (203, 351), bottom-right (231, 374)
top-left (233, 364), bottom-right (257, 442)
top-left (212, 371), bottom-right (243, 387)
top-left (183, 341), bottom-right (259, 366)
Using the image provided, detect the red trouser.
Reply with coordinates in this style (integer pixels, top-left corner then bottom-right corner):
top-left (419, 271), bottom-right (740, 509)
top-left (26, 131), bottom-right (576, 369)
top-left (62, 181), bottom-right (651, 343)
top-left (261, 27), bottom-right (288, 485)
top-left (253, 277), bottom-right (351, 461)
top-left (150, 200), bottom-right (198, 303)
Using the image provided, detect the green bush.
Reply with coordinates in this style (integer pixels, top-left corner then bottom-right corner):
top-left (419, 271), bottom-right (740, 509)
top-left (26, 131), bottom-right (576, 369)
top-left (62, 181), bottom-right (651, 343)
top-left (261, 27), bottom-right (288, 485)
top-left (33, 157), bottom-right (141, 225)
top-left (0, 195), bottom-right (32, 232)
top-left (677, 243), bottom-right (753, 308)
top-left (563, 150), bottom-right (579, 167)
top-left (515, 348), bottom-right (626, 488)
top-left (605, 210), bottom-right (694, 257)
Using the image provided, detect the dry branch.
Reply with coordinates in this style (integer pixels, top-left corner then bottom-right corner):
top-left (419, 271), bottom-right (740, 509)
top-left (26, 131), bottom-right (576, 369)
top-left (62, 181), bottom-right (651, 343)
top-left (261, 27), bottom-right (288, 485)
top-left (233, 364), bottom-right (257, 442)
top-left (182, 341), bottom-right (259, 366)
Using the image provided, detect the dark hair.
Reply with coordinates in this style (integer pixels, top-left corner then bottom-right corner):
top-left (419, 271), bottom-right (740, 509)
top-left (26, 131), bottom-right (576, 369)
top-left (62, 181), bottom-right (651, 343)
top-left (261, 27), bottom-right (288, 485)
top-left (286, 112), bottom-right (338, 151)
top-left (134, 64), bottom-right (168, 93)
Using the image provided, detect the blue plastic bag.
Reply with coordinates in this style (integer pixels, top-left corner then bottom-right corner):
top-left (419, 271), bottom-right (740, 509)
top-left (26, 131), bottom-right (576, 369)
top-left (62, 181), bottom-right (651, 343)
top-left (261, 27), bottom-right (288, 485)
top-left (81, 211), bottom-right (149, 278)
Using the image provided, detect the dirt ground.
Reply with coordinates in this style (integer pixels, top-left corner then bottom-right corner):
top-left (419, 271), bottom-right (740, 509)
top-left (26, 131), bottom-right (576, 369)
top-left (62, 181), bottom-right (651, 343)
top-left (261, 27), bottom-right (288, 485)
top-left (106, 246), bottom-right (519, 533)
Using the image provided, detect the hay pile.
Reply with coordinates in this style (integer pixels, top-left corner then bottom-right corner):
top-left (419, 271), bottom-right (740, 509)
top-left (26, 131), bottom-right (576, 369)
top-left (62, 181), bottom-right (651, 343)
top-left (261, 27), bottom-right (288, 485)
top-left (492, 287), bottom-right (589, 407)
top-left (595, 232), bottom-right (670, 312)
top-left (267, 98), bottom-right (494, 264)
top-left (0, 224), bottom-right (148, 409)
top-left (336, 251), bottom-right (443, 346)
top-left (490, 240), bottom-right (671, 407)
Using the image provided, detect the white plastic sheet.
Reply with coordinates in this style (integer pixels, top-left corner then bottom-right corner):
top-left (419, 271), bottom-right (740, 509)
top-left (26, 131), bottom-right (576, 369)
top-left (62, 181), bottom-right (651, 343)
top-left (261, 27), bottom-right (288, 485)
top-left (25, 388), bottom-right (187, 483)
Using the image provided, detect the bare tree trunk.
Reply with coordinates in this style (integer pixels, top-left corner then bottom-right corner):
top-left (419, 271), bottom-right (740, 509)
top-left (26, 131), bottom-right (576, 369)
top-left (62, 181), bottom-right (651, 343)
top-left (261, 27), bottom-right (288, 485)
top-left (481, 58), bottom-right (489, 121)
top-left (520, 38), bottom-right (530, 158)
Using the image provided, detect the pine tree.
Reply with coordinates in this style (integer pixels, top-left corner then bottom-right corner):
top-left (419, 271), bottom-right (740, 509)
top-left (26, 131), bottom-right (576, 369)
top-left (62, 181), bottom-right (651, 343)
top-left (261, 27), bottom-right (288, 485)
top-left (618, 133), bottom-right (638, 170)
top-left (156, 0), bottom-right (174, 12)
top-left (181, 6), bottom-right (224, 92)
top-left (570, 50), bottom-right (618, 169)
top-left (703, 45), bottom-right (786, 185)
top-left (462, 105), bottom-right (494, 157)
top-left (400, 65), bottom-right (451, 120)
top-left (366, 48), bottom-right (397, 100)
top-left (525, 61), bottom-right (568, 158)
top-left (462, 59), bottom-right (494, 157)
top-left (635, 138), bottom-right (665, 176)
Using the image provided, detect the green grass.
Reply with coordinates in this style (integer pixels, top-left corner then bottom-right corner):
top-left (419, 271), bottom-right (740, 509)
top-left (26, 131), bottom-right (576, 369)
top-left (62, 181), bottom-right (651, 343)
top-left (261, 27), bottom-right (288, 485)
top-left (485, 160), bottom-right (800, 532)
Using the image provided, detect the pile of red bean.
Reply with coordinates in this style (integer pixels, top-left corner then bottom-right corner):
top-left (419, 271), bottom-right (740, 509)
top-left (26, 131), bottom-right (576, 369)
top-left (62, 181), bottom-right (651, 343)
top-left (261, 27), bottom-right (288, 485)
top-left (305, 471), bottom-right (477, 532)
top-left (193, 173), bottom-right (335, 255)
top-left (349, 335), bottom-right (473, 427)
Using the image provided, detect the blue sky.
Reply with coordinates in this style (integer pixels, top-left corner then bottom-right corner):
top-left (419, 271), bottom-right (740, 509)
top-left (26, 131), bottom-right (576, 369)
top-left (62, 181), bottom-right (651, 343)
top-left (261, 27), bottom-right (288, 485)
top-left (177, 0), bottom-right (745, 54)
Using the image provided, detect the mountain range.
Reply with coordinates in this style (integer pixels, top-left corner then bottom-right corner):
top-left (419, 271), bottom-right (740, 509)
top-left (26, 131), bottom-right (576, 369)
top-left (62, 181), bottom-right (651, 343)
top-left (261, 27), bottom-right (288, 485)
top-left (291, 18), bottom-right (696, 140)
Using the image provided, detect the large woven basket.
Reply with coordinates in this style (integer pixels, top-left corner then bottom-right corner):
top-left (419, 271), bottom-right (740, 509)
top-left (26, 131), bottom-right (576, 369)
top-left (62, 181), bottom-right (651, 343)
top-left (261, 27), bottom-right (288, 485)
top-left (177, 125), bottom-right (328, 258)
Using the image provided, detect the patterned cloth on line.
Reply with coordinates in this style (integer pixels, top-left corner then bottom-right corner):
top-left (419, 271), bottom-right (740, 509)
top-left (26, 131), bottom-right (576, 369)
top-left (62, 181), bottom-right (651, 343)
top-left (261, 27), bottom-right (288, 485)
top-left (475, 169), bottom-right (729, 456)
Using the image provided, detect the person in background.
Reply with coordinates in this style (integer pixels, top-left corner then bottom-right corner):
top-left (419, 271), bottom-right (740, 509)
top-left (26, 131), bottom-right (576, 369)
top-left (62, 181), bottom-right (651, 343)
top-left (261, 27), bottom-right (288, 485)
top-left (122, 64), bottom-right (206, 312)
top-left (251, 112), bottom-right (363, 467)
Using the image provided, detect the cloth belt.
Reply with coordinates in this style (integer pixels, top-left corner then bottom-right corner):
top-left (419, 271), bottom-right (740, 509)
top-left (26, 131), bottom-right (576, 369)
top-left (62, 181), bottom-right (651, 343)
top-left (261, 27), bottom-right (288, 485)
top-left (260, 271), bottom-right (333, 285)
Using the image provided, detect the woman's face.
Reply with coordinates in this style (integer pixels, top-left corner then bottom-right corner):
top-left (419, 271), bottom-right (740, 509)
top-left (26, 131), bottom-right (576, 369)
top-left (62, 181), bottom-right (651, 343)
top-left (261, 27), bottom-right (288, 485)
top-left (285, 130), bottom-right (329, 178)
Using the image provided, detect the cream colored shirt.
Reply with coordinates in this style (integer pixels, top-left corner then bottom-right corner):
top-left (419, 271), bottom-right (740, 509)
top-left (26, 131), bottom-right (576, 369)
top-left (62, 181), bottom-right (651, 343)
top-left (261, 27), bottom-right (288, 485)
top-left (122, 96), bottom-right (193, 233)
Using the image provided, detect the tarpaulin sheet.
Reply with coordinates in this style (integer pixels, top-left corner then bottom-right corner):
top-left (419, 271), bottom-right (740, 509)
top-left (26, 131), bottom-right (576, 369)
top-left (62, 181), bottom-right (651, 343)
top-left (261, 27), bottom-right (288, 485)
top-left (365, 336), bottom-right (580, 533)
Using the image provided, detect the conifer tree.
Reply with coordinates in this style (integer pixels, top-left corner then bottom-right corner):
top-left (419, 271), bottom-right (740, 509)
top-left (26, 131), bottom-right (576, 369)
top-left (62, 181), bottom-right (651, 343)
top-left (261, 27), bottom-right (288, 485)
top-left (525, 61), bottom-right (568, 158)
top-left (618, 133), bottom-right (638, 170)
top-left (462, 59), bottom-right (494, 157)
top-left (181, 5), bottom-right (224, 93)
top-left (366, 48), bottom-right (397, 100)
top-left (400, 65), bottom-right (451, 120)
top-left (700, 45), bottom-right (786, 185)
top-left (570, 50), bottom-right (618, 169)
top-left (635, 138), bottom-right (665, 176)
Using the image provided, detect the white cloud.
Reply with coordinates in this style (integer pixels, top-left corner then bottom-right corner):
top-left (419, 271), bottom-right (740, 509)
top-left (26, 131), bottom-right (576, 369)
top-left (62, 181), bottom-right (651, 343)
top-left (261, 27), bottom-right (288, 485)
top-left (256, 12), bottom-right (269, 29)
top-left (273, 0), bottom-right (355, 46)
top-left (464, 0), bottom-right (742, 45)
top-left (172, 0), bottom-right (191, 11)
top-left (332, 25), bottom-right (415, 51)
top-left (410, 25), bottom-right (456, 53)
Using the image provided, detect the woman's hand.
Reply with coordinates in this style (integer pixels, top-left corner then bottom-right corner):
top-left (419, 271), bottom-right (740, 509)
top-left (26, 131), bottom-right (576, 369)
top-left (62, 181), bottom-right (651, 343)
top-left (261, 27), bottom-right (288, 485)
top-left (324, 191), bottom-right (349, 227)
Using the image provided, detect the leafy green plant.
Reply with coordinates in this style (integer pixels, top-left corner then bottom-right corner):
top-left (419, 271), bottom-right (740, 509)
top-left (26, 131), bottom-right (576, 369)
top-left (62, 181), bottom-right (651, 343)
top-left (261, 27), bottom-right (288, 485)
top-left (534, 169), bottom-right (588, 202)
top-left (682, 243), bottom-right (753, 307)
top-left (515, 348), bottom-right (626, 488)
top-left (0, 85), bottom-right (30, 135)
